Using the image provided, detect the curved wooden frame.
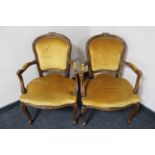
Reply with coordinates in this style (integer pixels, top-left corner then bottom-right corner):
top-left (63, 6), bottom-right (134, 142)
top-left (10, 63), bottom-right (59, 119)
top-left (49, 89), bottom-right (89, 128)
top-left (17, 32), bottom-right (78, 125)
top-left (81, 33), bottom-right (142, 126)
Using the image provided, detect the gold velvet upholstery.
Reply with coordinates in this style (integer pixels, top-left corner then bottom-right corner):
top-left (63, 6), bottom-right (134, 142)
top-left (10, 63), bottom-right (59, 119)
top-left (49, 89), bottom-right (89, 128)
top-left (20, 74), bottom-right (76, 107)
top-left (34, 36), bottom-right (69, 71)
top-left (88, 36), bottom-right (124, 71)
top-left (82, 74), bottom-right (140, 108)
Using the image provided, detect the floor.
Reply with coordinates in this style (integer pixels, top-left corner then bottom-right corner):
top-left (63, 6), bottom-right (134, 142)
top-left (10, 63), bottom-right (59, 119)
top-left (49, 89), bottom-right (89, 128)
top-left (0, 101), bottom-right (155, 129)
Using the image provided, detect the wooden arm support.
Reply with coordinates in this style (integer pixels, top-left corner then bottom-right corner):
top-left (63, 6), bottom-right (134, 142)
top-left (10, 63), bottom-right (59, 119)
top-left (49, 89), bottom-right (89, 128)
top-left (16, 60), bottom-right (37, 94)
top-left (125, 61), bottom-right (143, 94)
top-left (80, 64), bottom-right (86, 97)
top-left (69, 60), bottom-right (78, 95)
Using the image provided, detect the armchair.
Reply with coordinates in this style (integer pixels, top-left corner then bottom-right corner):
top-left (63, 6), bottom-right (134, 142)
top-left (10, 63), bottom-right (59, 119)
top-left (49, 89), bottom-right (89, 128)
top-left (17, 32), bottom-right (78, 124)
top-left (80, 33), bottom-right (142, 126)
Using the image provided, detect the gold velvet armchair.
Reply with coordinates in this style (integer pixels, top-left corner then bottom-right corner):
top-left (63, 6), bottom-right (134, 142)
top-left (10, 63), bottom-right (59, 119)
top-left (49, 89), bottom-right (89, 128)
top-left (17, 32), bottom-right (78, 124)
top-left (80, 33), bottom-right (142, 126)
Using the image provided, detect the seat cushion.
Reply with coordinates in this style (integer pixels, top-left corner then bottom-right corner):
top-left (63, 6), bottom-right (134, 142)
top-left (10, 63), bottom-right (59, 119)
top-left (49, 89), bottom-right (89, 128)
top-left (20, 74), bottom-right (76, 107)
top-left (82, 74), bottom-right (140, 109)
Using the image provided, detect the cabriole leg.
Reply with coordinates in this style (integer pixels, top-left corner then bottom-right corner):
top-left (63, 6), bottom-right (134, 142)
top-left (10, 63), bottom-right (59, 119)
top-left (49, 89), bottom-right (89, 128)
top-left (128, 104), bottom-right (139, 124)
top-left (72, 104), bottom-right (78, 125)
top-left (81, 106), bottom-right (87, 126)
top-left (20, 102), bottom-right (32, 124)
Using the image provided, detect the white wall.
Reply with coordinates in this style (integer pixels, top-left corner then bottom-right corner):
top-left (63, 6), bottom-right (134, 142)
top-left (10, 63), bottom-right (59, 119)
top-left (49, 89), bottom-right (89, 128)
top-left (0, 26), bottom-right (155, 112)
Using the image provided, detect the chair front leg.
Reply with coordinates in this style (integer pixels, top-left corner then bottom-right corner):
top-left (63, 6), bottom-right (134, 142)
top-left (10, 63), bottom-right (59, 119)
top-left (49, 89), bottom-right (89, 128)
top-left (20, 102), bottom-right (32, 124)
top-left (72, 104), bottom-right (78, 125)
top-left (81, 106), bottom-right (87, 126)
top-left (128, 104), bottom-right (139, 124)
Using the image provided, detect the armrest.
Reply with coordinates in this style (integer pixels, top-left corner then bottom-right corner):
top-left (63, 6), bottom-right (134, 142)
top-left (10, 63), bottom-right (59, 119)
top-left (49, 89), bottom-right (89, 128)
top-left (79, 62), bottom-right (89, 96)
top-left (69, 59), bottom-right (78, 95)
top-left (125, 61), bottom-right (143, 94)
top-left (16, 60), bottom-right (37, 94)
top-left (80, 64), bottom-right (86, 96)
top-left (73, 62), bottom-right (78, 95)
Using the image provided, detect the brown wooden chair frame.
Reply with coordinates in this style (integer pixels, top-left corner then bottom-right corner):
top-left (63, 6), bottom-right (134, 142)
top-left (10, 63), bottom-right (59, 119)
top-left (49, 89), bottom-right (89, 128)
top-left (80, 33), bottom-right (142, 126)
top-left (17, 32), bottom-right (78, 125)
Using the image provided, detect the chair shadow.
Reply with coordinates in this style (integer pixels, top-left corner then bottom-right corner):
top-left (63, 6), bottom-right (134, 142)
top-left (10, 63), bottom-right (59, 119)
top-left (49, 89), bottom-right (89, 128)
top-left (87, 109), bottom-right (96, 124)
top-left (77, 109), bottom-right (96, 125)
top-left (32, 109), bottom-right (41, 123)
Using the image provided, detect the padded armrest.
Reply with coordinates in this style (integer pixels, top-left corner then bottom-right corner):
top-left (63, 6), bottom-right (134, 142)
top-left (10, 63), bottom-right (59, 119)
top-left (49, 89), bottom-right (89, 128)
top-left (69, 59), bottom-right (78, 95)
top-left (125, 62), bottom-right (142, 76)
top-left (16, 60), bottom-right (36, 94)
top-left (73, 62), bottom-right (78, 95)
top-left (17, 60), bottom-right (36, 75)
top-left (125, 61), bottom-right (142, 94)
top-left (80, 64), bottom-right (86, 96)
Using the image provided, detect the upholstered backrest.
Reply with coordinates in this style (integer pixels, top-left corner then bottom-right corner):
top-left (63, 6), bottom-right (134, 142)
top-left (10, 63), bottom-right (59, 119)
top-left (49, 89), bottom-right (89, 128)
top-left (33, 33), bottom-right (71, 71)
top-left (87, 33), bottom-right (126, 72)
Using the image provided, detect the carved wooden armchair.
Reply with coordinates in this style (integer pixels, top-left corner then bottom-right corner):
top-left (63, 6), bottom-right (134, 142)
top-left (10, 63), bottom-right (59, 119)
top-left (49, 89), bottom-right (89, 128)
top-left (80, 33), bottom-right (142, 126)
top-left (17, 32), bottom-right (78, 124)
